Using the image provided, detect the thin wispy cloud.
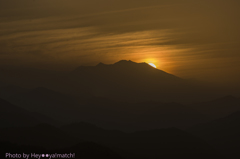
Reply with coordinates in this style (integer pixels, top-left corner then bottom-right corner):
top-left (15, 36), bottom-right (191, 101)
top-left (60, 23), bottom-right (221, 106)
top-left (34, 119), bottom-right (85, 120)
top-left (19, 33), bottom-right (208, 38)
top-left (0, 0), bottom-right (240, 84)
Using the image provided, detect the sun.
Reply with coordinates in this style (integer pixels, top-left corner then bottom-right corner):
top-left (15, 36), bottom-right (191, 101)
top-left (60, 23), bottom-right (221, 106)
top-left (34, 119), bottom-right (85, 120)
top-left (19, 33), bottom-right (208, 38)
top-left (148, 63), bottom-right (157, 68)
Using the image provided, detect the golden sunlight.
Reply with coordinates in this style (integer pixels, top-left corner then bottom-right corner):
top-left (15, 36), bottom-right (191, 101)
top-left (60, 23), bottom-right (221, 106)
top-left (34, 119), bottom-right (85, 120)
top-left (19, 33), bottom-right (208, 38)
top-left (148, 63), bottom-right (157, 68)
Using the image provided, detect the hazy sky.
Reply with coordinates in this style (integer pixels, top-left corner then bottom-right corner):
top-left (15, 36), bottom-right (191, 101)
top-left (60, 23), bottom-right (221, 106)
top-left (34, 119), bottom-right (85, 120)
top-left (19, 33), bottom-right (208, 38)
top-left (0, 0), bottom-right (240, 85)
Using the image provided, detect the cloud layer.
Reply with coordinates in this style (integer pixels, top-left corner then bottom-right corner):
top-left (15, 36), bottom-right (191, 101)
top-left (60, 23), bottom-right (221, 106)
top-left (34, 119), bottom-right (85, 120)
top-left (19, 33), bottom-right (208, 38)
top-left (0, 0), bottom-right (240, 85)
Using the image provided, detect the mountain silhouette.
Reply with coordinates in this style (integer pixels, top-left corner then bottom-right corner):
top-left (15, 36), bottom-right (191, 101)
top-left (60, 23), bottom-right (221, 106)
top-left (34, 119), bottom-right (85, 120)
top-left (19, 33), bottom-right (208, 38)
top-left (30, 111), bottom-right (62, 126)
top-left (93, 60), bottom-right (182, 83)
top-left (73, 60), bottom-right (186, 101)
top-left (61, 122), bottom-right (221, 159)
top-left (187, 111), bottom-right (240, 157)
top-left (5, 87), bottom-right (209, 131)
top-left (5, 87), bottom-right (81, 123)
top-left (0, 60), bottom-right (238, 158)
top-left (0, 134), bottom-right (122, 159)
top-left (187, 111), bottom-right (240, 137)
top-left (61, 122), bottom-right (124, 143)
top-left (0, 98), bottom-right (41, 127)
top-left (0, 124), bottom-right (79, 149)
top-left (81, 100), bottom-right (208, 131)
top-left (0, 60), bottom-right (225, 103)
top-left (190, 95), bottom-right (240, 119)
top-left (0, 97), bottom-right (62, 127)
top-left (69, 60), bottom-right (225, 103)
top-left (0, 85), bottom-right (29, 99)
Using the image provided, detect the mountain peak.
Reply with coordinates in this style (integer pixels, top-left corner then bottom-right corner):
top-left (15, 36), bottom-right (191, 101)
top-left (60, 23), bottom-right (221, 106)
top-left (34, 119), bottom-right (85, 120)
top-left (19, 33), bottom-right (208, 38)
top-left (96, 60), bottom-right (137, 67)
top-left (96, 62), bottom-right (107, 67)
top-left (114, 60), bottom-right (136, 65)
top-left (113, 60), bottom-right (152, 68)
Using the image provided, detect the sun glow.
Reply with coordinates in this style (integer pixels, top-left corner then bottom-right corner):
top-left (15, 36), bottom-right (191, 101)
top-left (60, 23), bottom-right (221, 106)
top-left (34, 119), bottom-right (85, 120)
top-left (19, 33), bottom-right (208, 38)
top-left (148, 63), bottom-right (157, 68)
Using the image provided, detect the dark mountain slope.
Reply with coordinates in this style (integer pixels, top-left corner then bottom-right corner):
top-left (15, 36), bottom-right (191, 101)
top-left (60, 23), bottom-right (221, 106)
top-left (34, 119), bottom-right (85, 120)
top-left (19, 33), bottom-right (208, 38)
top-left (0, 140), bottom-right (123, 159)
top-left (6, 87), bottom-right (81, 122)
top-left (0, 85), bottom-right (29, 99)
top-left (0, 60), bottom-right (227, 103)
top-left (61, 122), bottom-right (222, 159)
top-left (187, 111), bottom-right (240, 156)
top-left (0, 124), bottom-right (79, 149)
top-left (0, 98), bottom-right (41, 127)
top-left (4, 86), bottom-right (208, 131)
top-left (190, 95), bottom-right (240, 118)
top-left (76, 100), bottom-right (208, 131)
top-left (72, 60), bottom-right (193, 102)
top-left (0, 97), bottom-right (61, 127)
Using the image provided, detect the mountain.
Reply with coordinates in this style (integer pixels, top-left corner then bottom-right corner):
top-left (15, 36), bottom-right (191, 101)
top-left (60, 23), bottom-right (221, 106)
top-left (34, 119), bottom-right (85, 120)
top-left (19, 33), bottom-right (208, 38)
top-left (187, 111), bottom-right (240, 137)
top-left (69, 60), bottom-right (226, 103)
top-left (5, 86), bottom-right (208, 131)
top-left (6, 87), bottom-right (82, 123)
top-left (30, 112), bottom-right (62, 126)
top-left (186, 111), bottom-right (240, 156)
top-left (0, 124), bottom-right (79, 149)
top-left (72, 60), bottom-right (188, 102)
top-left (190, 95), bottom-right (240, 119)
top-left (56, 142), bottom-right (123, 159)
top-left (0, 60), bottom-right (225, 103)
top-left (0, 141), bottom-right (123, 159)
top-left (61, 122), bottom-right (222, 159)
top-left (0, 98), bottom-right (41, 127)
top-left (61, 122), bottom-right (124, 143)
top-left (0, 126), bottom-right (122, 159)
top-left (76, 100), bottom-right (208, 131)
top-left (0, 97), bottom-right (62, 127)
top-left (0, 85), bottom-right (29, 99)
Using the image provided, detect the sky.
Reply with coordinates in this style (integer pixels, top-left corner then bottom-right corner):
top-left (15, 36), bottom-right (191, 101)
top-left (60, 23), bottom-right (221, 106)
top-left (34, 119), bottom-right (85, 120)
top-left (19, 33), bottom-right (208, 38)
top-left (0, 0), bottom-right (240, 86)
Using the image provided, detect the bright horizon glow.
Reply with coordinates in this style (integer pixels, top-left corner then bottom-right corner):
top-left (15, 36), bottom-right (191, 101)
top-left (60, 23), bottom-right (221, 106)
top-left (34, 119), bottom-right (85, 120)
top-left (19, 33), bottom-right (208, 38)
top-left (148, 63), bottom-right (157, 68)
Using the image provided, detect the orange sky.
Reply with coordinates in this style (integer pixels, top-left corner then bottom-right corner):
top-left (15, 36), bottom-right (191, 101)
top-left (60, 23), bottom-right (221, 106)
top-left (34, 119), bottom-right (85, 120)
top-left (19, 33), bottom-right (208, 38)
top-left (0, 0), bottom-right (240, 86)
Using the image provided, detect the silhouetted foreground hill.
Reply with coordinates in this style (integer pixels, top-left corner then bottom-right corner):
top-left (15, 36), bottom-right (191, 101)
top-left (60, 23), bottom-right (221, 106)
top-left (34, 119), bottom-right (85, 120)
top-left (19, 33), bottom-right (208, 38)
top-left (0, 124), bottom-right (79, 149)
top-left (0, 97), bottom-right (61, 127)
top-left (0, 122), bottom-right (224, 159)
top-left (0, 85), bottom-right (29, 99)
top-left (190, 95), bottom-right (240, 119)
top-left (2, 88), bottom-right (208, 131)
top-left (187, 111), bottom-right (240, 157)
top-left (4, 86), bottom-right (80, 123)
top-left (0, 141), bottom-right (123, 159)
top-left (61, 122), bottom-right (222, 159)
top-left (0, 98), bottom-right (40, 127)
top-left (0, 60), bottom-right (238, 158)
top-left (0, 122), bottom-right (223, 159)
top-left (0, 123), bottom-right (123, 158)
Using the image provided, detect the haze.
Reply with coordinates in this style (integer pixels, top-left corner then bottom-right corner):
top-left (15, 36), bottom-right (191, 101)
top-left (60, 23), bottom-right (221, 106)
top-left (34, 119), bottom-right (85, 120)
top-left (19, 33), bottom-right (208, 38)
top-left (1, 0), bottom-right (240, 87)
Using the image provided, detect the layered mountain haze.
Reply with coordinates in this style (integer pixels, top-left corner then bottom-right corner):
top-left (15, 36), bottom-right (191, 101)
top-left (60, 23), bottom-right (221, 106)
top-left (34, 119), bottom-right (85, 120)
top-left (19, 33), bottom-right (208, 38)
top-left (0, 60), bottom-right (227, 103)
top-left (61, 122), bottom-right (221, 159)
top-left (0, 58), bottom-right (239, 157)
top-left (0, 85), bottom-right (29, 99)
top-left (0, 60), bottom-right (233, 131)
top-left (3, 86), bottom-right (81, 123)
top-left (187, 111), bottom-right (240, 156)
top-left (2, 86), bottom-right (208, 131)
top-left (190, 95), bottom-right (240, 119)
top-left (1, 0), bottom-right (240, 158)
top-left (0, 98), bottom-right (39, 127)
top-left (0, 98), bottom-right (60, 127)
top-left (0, 124), bottom-right (79, 149)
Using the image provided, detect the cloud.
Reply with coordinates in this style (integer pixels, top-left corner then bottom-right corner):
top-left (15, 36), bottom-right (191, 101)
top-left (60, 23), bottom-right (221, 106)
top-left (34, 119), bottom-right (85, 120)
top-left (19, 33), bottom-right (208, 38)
top-left (0, 0), bottom-right (240, 85)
